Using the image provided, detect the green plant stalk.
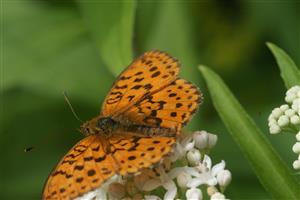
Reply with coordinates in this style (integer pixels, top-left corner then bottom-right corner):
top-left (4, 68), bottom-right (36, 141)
top-left (267, 42), bottom-right (300, 88)
top-left (199, 65), bottom-right (300, 199)
top-left (77, 0), bottom-right (136, 76)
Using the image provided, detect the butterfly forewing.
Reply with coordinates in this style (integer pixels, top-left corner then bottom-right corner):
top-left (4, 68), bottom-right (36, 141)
top-left (101, 50), bottom-right (180, 118)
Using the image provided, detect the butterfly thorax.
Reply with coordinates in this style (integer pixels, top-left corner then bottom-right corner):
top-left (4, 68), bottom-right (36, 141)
top-left (80, 117), bottom-right (119, 137)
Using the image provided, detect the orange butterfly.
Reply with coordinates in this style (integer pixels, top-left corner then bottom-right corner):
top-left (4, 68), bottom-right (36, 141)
top-left (42, 50), bottom-right (202, 200)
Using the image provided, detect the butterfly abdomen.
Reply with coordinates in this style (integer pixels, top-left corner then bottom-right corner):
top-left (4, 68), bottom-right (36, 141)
top-left (125, 124), bottom-right (176, 137)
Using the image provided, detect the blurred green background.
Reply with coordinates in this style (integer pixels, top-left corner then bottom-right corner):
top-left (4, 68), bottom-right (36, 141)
top-left (1, 0), bottom-right (299, 199)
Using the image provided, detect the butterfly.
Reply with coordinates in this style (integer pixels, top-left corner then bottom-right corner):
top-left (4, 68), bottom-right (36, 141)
top-left (42, 50), bottom-right (202, 200)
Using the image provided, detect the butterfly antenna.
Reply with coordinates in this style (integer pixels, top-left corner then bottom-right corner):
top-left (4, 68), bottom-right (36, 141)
top-left (63, 91), bottom-right (83, 123)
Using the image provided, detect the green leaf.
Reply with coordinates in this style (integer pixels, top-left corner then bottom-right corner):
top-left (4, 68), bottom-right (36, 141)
top-left (199, 65), bottom-right (300, 199)
top-left (77, 1), bottom-right (136, 76)
top-left (267, 42), bottom-right (300, 88)
top-left (3, 1), bottom-right (113, 104)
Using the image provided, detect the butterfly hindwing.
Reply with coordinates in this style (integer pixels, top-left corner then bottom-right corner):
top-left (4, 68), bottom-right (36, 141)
top-left (109, 134), bottom-right (176, 175)
top-left (43, 134), bottom-right (176, 200)
top-left (42, 136), bottom-right (117, 200)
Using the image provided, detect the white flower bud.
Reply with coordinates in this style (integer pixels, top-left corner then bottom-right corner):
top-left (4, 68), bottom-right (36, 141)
top-left (292, 99), bottom-right (300, 110)
top-left (216, 170), bottom-right (232, 188)
top-left (193, 131), bottom-right (217, 150)
top-left (268, 113), bottom-right (275, 121)
top-left (271, 108), bottom-right (283, 119)
top-left (285, 93), bottom-right (296, 103)
top-left (280, 104), bottom-right (289, 111)
top-left (296, 132), bottom-right (300, 141)
top-left (268, 118), bottom-right (277, 127)
top-left (186, 188), bottom-right (203, 200)
top-left (210, 192), bottom-right (226, 200)
top-left (187, 149), bottom-right (201, 166)
top-left (285, 109), bottom-right (296, 117)
top-left (177, 172), bottom-right (192, 189)
top-left (291, 103), bottom-right (298, 111)
top-left (292, 142), bottom-right (300, 154)
top-left (184, 139), bottom-right (195, 151)
top-left (287, 86), bottom-right (300, 96)
top-left (277, 115), bottom-right (289, 127)
top-left (290, 115), bottom-right (300, 124)
top-left (292, 160), bottom-right (300, 170)
top-left (193, 131), bottom-right (209, 149)
top-left (208, 134), bottom-right (218, 148)
top-left (269, 124), bottom-right (281, 134)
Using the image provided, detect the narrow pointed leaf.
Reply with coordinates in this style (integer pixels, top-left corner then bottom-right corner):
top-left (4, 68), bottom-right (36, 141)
top-left (267, 42), bottom-right (300, 88)
top-left (199, 65), bottom-right (300, 199)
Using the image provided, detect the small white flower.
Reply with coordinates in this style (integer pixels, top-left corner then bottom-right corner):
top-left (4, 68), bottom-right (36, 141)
top-left (277, 115), bottom-right (289, 127)
top-left (187, 148), bottom-right (201, 166)
top-left (216, 169), bottom-right (232, 188)
top-left (290, 115), bottom-right (300, 124)
top-left (76, 175), bottom-right (120, 200)
top-left (292, 142), bottom-right (300, 154)
top-left (210, 192), bottom-right (226, 200)
top-left (162, 179), bottom-right (177, 200)
top-left (292, 99), bottom-right (300, 110)
top-left (187, 156), bottom-right (225, 188)
top-left (285, 92), bottom-right (297, 103)
top-left (186, 188), bottom-right (203, 200)
top-left (280, 104), bottom-right (289, 111)
top-left (268, 113), bottom-right (274, 121)
top-left (268, 118), bottom-right (277, 126)
top-left (292, 160), bottom-right (300, 170)
top-left (177, 171), bottom-right (192, 189)
top-left (193, 131), bottom-right (209, 149)
top-left (285, 109), bottom-right (296, 117)
top-left (271, 108), bottom-right (283, 118)
top-left (296, 132), bottom-right (300, 141)
top-left (184, 137), bottom-right (195, 151)
top-left (269, 124), bottom-right (281, 134)
top-left (193, 131), bottom-right (218, 150)
top-left (207, 134), bottom-right (218, 149)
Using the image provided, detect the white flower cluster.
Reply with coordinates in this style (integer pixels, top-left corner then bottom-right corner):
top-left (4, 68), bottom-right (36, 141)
top-left (268, 85), bottom-right (300, 170)
top-left (78, 131), bottom-right (231, 200)
top-left (292, 132), bottom-right (300, 170)
top-left (268, 86), bottom-right (300, 134)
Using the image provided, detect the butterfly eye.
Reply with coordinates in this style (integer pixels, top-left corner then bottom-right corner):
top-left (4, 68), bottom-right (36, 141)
top-left (80, 126), bottom-right (90, 135)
